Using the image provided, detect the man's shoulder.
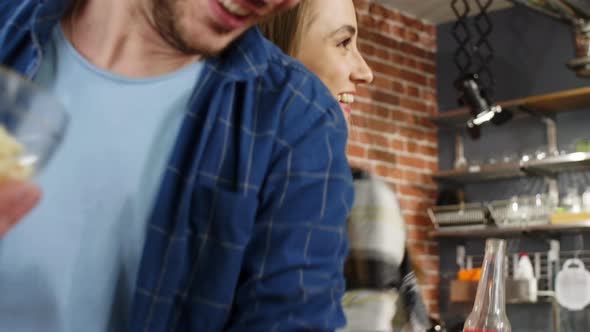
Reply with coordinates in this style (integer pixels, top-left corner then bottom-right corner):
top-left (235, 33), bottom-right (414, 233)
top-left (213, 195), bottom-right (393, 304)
top-left (212, 28), bottom-right (337, 110)
top-left (261, 39), bottom-right (334, 105)
top-left (0, 1), bottom-right (36, 27)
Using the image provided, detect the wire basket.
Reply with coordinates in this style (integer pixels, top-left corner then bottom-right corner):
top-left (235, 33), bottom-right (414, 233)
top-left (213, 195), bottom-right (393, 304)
top-left (428, 202), bottom-right (489, 228)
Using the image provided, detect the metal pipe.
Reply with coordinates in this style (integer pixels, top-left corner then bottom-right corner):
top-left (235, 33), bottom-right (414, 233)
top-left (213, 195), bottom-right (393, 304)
top-left (543, 117), bottom-right (558, 156)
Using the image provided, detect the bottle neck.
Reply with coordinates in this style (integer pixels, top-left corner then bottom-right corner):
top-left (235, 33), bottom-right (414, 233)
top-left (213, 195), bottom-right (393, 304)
top-left (473, 241), bottom-right (507, 315)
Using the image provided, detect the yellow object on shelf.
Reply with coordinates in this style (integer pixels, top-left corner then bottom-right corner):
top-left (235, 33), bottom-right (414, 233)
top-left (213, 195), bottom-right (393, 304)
top-left (550, 211), bottom-right (590, 224)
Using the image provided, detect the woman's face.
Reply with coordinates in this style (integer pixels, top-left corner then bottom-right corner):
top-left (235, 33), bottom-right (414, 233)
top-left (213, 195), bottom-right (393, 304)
top-left (295, 0), bottom-right (373, 123)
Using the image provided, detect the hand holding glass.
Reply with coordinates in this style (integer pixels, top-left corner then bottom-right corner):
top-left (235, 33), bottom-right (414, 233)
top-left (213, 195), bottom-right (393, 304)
top-left (0, 67), bottom-right (68, 235)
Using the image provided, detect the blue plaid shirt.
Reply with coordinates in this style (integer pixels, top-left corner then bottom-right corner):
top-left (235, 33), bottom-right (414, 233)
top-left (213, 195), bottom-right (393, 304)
top-left (0, 1), bottom-right (354, 331)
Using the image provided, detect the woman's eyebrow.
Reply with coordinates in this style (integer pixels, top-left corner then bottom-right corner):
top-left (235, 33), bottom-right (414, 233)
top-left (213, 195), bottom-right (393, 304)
top-left (329, 25), bottom-right (356, 38)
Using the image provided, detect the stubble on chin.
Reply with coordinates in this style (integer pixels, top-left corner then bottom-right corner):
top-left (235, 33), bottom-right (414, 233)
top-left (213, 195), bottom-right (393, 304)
top-left (150, 0), bottom-right (242, 57)
top-left (149, 0), bottom-right (201, 55)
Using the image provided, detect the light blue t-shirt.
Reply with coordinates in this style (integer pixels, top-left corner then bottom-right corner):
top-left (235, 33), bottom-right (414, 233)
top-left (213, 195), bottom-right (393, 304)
top-left (0, 27), bottom-right (203, 331)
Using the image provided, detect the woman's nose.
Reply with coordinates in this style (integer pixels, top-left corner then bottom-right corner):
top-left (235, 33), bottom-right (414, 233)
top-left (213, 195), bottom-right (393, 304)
top-left (351, 51), bottom-right (374, 84)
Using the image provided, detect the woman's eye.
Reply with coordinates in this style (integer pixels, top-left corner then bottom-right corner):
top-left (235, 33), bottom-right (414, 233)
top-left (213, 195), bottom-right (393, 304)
top-left (338, 38), bottom-right (352, 49)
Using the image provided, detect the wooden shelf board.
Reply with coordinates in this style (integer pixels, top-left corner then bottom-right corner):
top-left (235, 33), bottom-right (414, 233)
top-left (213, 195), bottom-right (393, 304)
top-left (431, 220), bottom-right (590, 238)
top-left (432, 86), bottom-right (590, 126)
top-left (433, 152), bottom-right (590, 184)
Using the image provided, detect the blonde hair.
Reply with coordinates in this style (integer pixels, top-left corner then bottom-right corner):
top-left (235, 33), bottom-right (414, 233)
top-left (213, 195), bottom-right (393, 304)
top-left (258, 0), bottom-right (312, 57)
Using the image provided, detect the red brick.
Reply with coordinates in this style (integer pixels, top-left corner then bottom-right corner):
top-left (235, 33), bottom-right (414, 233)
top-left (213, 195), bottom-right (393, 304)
top-left (405, 57), bottom-right (418, 69)
top-left (353, 0), bottom-right (369, 12)
top-left (423, 91), bottom-right (437, 103)
top-left (416, 256), bottom-right (439, 270)
top-left (404, 215), bottom-right (436, 228)
top-left (391, 25), bottom-right (405, 39)
top-left (346, 143), bottom-right (366, 158)
top-left (356, 85), bottom-right (372, 99)
top-left (399, 198), bottom-right (430, 212)
top-left (369, 2), bottom-right (400, 21)
top-left (420, 144), bottom-right (438, 156)
top-left (358, 41), bottom-right (375, 57)
top-left (366, 117), bottom-right (395, 133)
top-left (374, 164), bottom-right (403, 180)
top-left (400, 14), bottom-right (425, 31)
top-left (397, 184), bottom-right (436, 199)
top-left (389, 138), bottom-right (404, 151)
top-left (425, 160), bottom-right (439, 172)
top-left (400, 41), bottom-right (426, 58)
top-left (417, 61), bottom-right (436, 75)
top-left (428, 105), bottom-right (439, 116)
top-left (406, 141), bottom-right (419, 153)
top-left (372, 75), bottom-right (405, 95)
top-left (357, 13), bottom-right (376, 31)
top-left (407, 228), bottom-right (430, 241)
top-left (420, 36), bottom-right (436, 50)
top-left (404, 170), bottom-right (436, 187)
top-left (408, 241), bottom-right (439, 255)
top-left (368, 148), bottom-right (397, 164)
top-left (389, 110), bottom-right (410, 123)
top-left (365, 58), bottom-right (401, 79)
top-left (399, 69), bottom-right (427, 86)
top-left (425, 24), bottom-right (436, 35)
top-left (399, 97), bottom-right (427, 112)
top-left (422, 288), bottom-right (439, 301)
top-left (425, 50), bottom-right (436, 62)
top-left (428, 77), bottom-right (437, 89)
top-left (405, 30), bottom-right (420, 43)
top-left (357, 131), bottom-right (388, 147)
top-left (396, 126), bottom-right (424, 140)
top-left (391, 52), bottom-right (407, 65)
top-left (418, 273), bottom-right (440, 286)
top-left (358, 29), bottom-right (399, 50)
top-left (349, 159), bottom-right (372, 171)
top-left (349, 114), bottom-right (367, 128)
top-left (370, 89), bottom-right (401, 106)
top-left (427, 303), bottom-right (439, 315)
top-left (372, 104), bottom-right (393, 119)
top-left (407, 86), bottom-right (420, 98)
top-left (392, 80), bottom-right (405, 94)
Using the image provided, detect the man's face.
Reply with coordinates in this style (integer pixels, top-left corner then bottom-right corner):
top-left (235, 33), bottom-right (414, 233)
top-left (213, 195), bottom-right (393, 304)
top-left (152, 0), bottom-right (300, 56)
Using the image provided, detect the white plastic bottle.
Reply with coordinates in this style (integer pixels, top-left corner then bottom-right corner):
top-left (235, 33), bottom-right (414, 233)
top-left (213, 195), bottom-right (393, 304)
top-left (514, 252), bottom-right (538, 302)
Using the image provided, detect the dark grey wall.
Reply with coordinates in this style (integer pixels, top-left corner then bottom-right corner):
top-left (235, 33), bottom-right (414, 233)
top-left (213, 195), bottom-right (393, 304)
top-left (436, 4), bottom-right (590, 201)
top-left (437, 5), bottom-right (587, 111)
top-left (435, 5), bottom-right (590, 331)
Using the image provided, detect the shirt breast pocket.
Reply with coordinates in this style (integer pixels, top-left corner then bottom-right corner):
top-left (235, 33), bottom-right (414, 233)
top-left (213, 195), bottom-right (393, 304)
top-left (187, 185), bottom-right (258, 308)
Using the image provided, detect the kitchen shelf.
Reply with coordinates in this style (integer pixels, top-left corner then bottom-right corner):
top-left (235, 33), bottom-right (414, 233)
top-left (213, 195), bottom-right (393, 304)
top-left (450, 279), bottom-right (554, 304)
top-left (433, 152), bottom-right (590, 183)
top-left (432, 86), bottom-right (590, 127)
top-left (433, 161), bottom-right (524, 183)
top-left (431, 220), bottom-right (590, 238)
top-left (525, 151), bottom-right (590, 175)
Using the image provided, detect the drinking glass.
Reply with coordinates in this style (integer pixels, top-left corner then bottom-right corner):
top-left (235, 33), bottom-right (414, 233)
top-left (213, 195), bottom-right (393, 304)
top-left (0, 66), bottom-right (68, 181)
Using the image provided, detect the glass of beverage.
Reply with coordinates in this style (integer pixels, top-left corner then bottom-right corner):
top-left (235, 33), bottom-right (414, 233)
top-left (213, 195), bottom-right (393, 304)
top-left (0, 66), bottom-right (68, 181)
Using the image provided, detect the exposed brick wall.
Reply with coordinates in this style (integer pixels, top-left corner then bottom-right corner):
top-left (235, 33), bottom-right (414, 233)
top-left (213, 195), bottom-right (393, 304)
top-left (351, 0), bottom-right (440, 316)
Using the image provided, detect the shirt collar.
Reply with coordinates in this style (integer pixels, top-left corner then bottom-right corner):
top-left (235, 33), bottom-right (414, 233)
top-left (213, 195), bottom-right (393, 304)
top-left (204, 27), bottom-right (273, 82)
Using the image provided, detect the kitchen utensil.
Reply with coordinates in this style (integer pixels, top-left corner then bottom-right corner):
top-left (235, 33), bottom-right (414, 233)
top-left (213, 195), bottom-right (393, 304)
top-left (555, 258), bottom-right (590, 310)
